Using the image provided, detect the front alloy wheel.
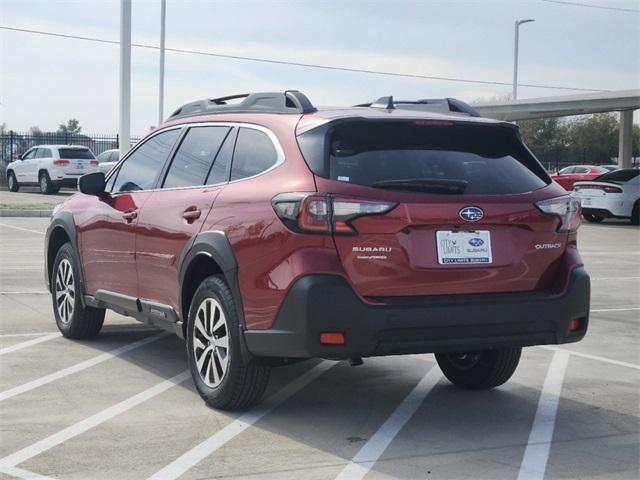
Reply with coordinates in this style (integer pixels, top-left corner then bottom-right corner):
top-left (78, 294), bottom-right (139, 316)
top-left (193, 298), bottom-right (230, 388)
top-left (51, 242), bottom-right (105, 338)
top-left (55, 258), bottom-right (75, 324)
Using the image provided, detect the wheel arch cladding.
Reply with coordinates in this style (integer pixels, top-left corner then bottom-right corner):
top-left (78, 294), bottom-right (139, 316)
top-left (179, 231), bottom-right (245, 337)
top-left (45, 212), bottom-right (80, 295)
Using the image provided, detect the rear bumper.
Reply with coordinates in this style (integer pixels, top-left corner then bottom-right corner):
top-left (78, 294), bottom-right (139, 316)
top-left (244, 268), bottom-right (590, 359)
top-left (52, 177), bottom-right (80, 188)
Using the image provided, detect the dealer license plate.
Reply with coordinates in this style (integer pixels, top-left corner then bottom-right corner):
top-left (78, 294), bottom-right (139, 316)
top-left (436, 230), bottom-right (492, 265)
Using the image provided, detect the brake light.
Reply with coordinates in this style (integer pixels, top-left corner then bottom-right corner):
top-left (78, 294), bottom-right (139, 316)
top-left (535, 195), bottom-right (581, 233)
top-left (53, 159), bottom-right (70, 166)
top-left (272, 193), bottom-right (397, 234)
top-left (90, 160), bottom-right (99, 166)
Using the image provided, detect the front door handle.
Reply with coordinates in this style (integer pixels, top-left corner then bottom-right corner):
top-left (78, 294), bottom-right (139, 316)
top-left (122, 209), bottom-right (138, 222)
top-left (182, 207), bottom-right (202, 223)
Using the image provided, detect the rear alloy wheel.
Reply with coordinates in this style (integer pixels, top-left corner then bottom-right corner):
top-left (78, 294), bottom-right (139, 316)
top-left (52, 242), bottom-right (105, 338)
top-left (584, 213), bottom-right (604, 224)
top-left (187, 276), bottom-right (270, 410)
top-left (436, 347), bottom-right (522, 389)
top-left (7, 171), bottom-right (19, 192)
top-left (39, 171), bottom-right (55, 194)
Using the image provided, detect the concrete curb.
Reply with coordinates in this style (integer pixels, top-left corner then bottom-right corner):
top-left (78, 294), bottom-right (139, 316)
top-left (0, 209), bottom-right (53, 218)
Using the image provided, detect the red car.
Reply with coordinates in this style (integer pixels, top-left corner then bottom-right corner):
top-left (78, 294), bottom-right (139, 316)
top-left (45, 92), bottom-right (590, 409)
top-left (550, 165), bottom-right (608, 191)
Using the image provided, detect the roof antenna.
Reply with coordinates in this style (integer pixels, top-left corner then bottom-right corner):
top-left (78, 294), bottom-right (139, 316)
top-left (371, 96), bottom-right (395, 110)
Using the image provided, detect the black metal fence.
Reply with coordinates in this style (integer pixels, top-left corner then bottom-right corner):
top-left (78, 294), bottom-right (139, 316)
top-left (0, 131), bottom-right (142, 164)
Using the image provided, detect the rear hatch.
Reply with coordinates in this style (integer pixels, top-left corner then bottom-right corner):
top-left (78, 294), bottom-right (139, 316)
top-left (296, 118), bottom-right (574, 298)
top-left (58, 147), bottom-right (97, 174)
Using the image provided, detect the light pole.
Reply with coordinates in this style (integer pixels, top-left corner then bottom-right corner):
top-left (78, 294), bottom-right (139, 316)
top-left (158, 0), bottom-right (166, 126)
top-left (119, 0), bottom-right (132, 157)
top-left (513, 18), bottom-right (535, 100)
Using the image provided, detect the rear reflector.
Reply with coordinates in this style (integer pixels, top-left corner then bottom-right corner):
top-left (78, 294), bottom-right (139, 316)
top-left (569, 318), bottom-right (583, 332)
top-left (319, 332), bottom-right (345, 345)
top-left (90, 160), bottom-right (99, 166)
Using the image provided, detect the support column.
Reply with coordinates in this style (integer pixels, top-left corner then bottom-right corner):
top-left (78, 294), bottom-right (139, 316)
top-left (119, 0), bottom-right (132, 158)
top-left (618, 110), bottom-right (633, 168)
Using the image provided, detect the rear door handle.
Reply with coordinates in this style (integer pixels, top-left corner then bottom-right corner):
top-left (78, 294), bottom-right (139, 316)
top-left (122, 209), bottom-right (138, 222)
top-left (182, 207), bottom-right (202, 223)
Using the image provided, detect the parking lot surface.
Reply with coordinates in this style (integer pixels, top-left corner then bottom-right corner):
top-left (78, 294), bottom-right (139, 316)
top-left (0, 217), bottom-right (638, 480)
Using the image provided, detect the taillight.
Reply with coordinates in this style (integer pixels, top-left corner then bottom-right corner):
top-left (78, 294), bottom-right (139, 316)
top-left (574, 184), bottom-right (622, 193)
top-left (53, 159), bottom-right (70, 166)
top-left (535, 195), bottom-right (581, 233)
top-left (90, 160), bottom-right (99, 166)
top-left (272, 193), bottom-right (397, 234)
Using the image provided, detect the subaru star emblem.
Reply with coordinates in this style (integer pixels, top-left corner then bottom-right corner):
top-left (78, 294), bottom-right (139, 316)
top-left (459, 206), bottom-right (484, 222)
top-left (469, 237), bottom-right (484, 247)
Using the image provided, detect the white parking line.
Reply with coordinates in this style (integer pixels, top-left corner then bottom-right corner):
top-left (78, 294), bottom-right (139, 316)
top-left (0, 332), bottom-right (58, 338)
top-left (0, 370), bottom-right (190, 471)
top-left (541, 346), bottom-right (640, 370)
top-left (0, 223), bottom-right (46, 235)
top-left (0, 333), bottom-right (60, 356)
top-left (590, 307), bottom-right (640, 313)
top-left (0, 332), bottom-right (169, 402)
top-left (147, 360), bottom-right (337, 480)
top-left (591, 276), bottom-right (640, 281)
top-left (517, 350), bottom-right (570, 480)
top-left (334, 365), bottom-right (442, 480)
top-left (0, 465), bottom-right (56, 480)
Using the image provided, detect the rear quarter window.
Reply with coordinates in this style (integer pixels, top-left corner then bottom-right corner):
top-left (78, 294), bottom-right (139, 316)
top-left (230, 128), bottom-right (278, 181)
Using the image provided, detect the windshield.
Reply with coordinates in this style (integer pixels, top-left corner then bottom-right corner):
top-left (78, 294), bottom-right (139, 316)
top-left (298, 120), bottom-right (549, 195)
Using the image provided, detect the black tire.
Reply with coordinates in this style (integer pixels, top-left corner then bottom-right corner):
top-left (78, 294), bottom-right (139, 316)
top-left (435, 347), bottom-right (522, 389)
top-left (7, 171), bottom-right (19, 192)
top-left (631, 201), bottom-right (639, 226)
top-left (51, 242), bottom-right (105, 339)
top-left (186, 276), bottom-right (270, 410)
top-left (39, 171), bottom-right (55, 194)
top-left (583, 213), bottom-right (604, 223)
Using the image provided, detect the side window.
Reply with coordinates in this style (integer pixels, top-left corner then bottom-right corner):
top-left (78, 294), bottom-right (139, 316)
top-left (230, 128), bottom-right (278, 181)
top-left (39, 148), bottom-right (52, 158)
top-left (112, 129), bottom-right (180, 192)
top-left (162, 126), bottom-right (230, 189)
top-left (559, 167), bottom-right (574, 174)
top-left (206, 128), bottom-right (236, 185)
top-left (574, 167), bottom-right (589, 174)
top-left (23, 149), bottom-right (37, 160)
top-left (96, 151), bottom-right (110, 163)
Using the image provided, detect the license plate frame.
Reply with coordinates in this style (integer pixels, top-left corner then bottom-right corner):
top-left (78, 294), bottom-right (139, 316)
top-left (436, 230), bottom-right (492, 265)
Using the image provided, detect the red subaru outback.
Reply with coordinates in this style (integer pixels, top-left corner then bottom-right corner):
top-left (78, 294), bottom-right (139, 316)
top-left (45, 91), bottom-right (590, 409)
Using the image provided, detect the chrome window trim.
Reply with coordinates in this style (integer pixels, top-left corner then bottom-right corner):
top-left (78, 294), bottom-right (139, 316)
top-left (107, 121), bottom-right (285, 194)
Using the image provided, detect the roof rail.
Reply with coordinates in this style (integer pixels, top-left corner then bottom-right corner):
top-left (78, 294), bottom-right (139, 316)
top-left (356, 96), bottom-right (481, 117)
top-left (167, 90), bottom-right (316, 121)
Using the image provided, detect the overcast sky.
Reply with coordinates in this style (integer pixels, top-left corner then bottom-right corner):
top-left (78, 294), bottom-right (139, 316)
top-left (1, 0), bottom-right (638, 134)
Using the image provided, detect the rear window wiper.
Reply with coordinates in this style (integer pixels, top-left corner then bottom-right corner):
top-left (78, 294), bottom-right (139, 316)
top-left (370, 178), bottom-right (468, 194)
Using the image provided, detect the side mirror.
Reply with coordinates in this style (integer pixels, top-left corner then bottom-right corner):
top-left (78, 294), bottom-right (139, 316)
top-left (79, 172), bottom-right (107, 197)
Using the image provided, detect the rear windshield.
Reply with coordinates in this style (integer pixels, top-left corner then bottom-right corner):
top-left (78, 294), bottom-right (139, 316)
top-left (58, 148), bottom-right (95, 160)
top-left (298, 120), bottom-right (549, 195)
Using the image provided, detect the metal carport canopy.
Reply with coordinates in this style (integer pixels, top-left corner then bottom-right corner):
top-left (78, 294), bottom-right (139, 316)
top-left (473, 89), bottom-right (639, 121)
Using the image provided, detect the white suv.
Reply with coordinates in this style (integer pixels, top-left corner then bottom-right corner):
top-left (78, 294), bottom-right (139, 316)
top-left (6, 145), bottom-right (100, 194)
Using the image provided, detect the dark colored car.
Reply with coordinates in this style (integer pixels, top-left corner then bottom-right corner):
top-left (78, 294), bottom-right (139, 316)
top-left (45, 92), bottom-right (590, 410)
top-left (550, 165), bottom-right (608, 191)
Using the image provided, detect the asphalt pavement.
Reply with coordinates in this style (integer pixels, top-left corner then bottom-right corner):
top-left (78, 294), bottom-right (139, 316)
top-left (0, 217), bottom-right (638, 480)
